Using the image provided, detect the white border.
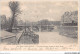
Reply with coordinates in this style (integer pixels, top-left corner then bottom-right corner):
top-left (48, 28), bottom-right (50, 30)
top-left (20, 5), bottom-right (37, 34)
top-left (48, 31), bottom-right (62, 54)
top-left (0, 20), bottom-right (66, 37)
top-left (0, 0), bottom-right (80, 53)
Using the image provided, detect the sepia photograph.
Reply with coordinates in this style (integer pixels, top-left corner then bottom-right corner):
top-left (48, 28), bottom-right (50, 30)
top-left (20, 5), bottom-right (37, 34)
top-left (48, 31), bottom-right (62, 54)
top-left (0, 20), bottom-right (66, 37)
top-left (0, 0), bottom-right (78, 46)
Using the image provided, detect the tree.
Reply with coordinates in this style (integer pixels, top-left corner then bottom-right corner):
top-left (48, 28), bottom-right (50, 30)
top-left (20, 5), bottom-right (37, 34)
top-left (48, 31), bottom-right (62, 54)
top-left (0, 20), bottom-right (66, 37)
top-left (8, 1), bottom-right (21, 32)
top-left (1, 15), bottom-right (7, 29)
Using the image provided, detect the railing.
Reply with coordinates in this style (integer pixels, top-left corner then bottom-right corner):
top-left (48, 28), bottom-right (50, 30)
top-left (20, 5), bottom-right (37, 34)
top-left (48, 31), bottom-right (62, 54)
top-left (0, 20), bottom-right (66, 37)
top-left (17, 29), bottom-right (25, 44)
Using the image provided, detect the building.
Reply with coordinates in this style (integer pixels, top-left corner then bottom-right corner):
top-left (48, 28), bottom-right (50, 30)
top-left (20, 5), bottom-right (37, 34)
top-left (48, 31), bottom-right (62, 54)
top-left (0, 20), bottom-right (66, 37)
top-left (61, 11), bottom-right (78, 26)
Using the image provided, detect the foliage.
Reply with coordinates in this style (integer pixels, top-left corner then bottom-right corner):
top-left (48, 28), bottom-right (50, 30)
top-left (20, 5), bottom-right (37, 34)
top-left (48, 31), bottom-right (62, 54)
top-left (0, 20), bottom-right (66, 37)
top-left (8, 1), bottom-right (21, 32)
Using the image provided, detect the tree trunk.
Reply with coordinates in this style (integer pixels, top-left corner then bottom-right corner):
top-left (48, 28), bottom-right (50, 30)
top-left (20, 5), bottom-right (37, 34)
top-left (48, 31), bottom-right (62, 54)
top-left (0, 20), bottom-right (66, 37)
top-left (8, 12), bottom-right (15, 32)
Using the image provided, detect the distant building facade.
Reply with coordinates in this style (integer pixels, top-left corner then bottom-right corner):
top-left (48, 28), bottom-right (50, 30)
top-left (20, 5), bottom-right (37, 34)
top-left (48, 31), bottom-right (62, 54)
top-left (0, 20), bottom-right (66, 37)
top-left (61, 11), bottom-right (78, 26)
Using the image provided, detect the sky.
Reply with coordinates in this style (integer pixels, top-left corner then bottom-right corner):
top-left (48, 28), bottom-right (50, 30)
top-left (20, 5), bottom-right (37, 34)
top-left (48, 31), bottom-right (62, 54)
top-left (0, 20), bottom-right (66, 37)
top-left (0, 0), bottom-right (78, 22)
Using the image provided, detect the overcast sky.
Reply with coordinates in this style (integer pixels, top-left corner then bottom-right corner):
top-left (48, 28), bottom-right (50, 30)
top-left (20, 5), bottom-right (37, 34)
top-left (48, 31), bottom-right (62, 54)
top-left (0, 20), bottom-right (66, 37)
top-left (0, 0), bottom-right (78, 22)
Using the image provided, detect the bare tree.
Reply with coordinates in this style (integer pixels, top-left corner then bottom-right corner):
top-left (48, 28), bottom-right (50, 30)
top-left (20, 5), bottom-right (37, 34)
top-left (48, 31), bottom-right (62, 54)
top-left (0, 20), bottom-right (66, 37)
top-left (8, 1), bottom-right (21, 32)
